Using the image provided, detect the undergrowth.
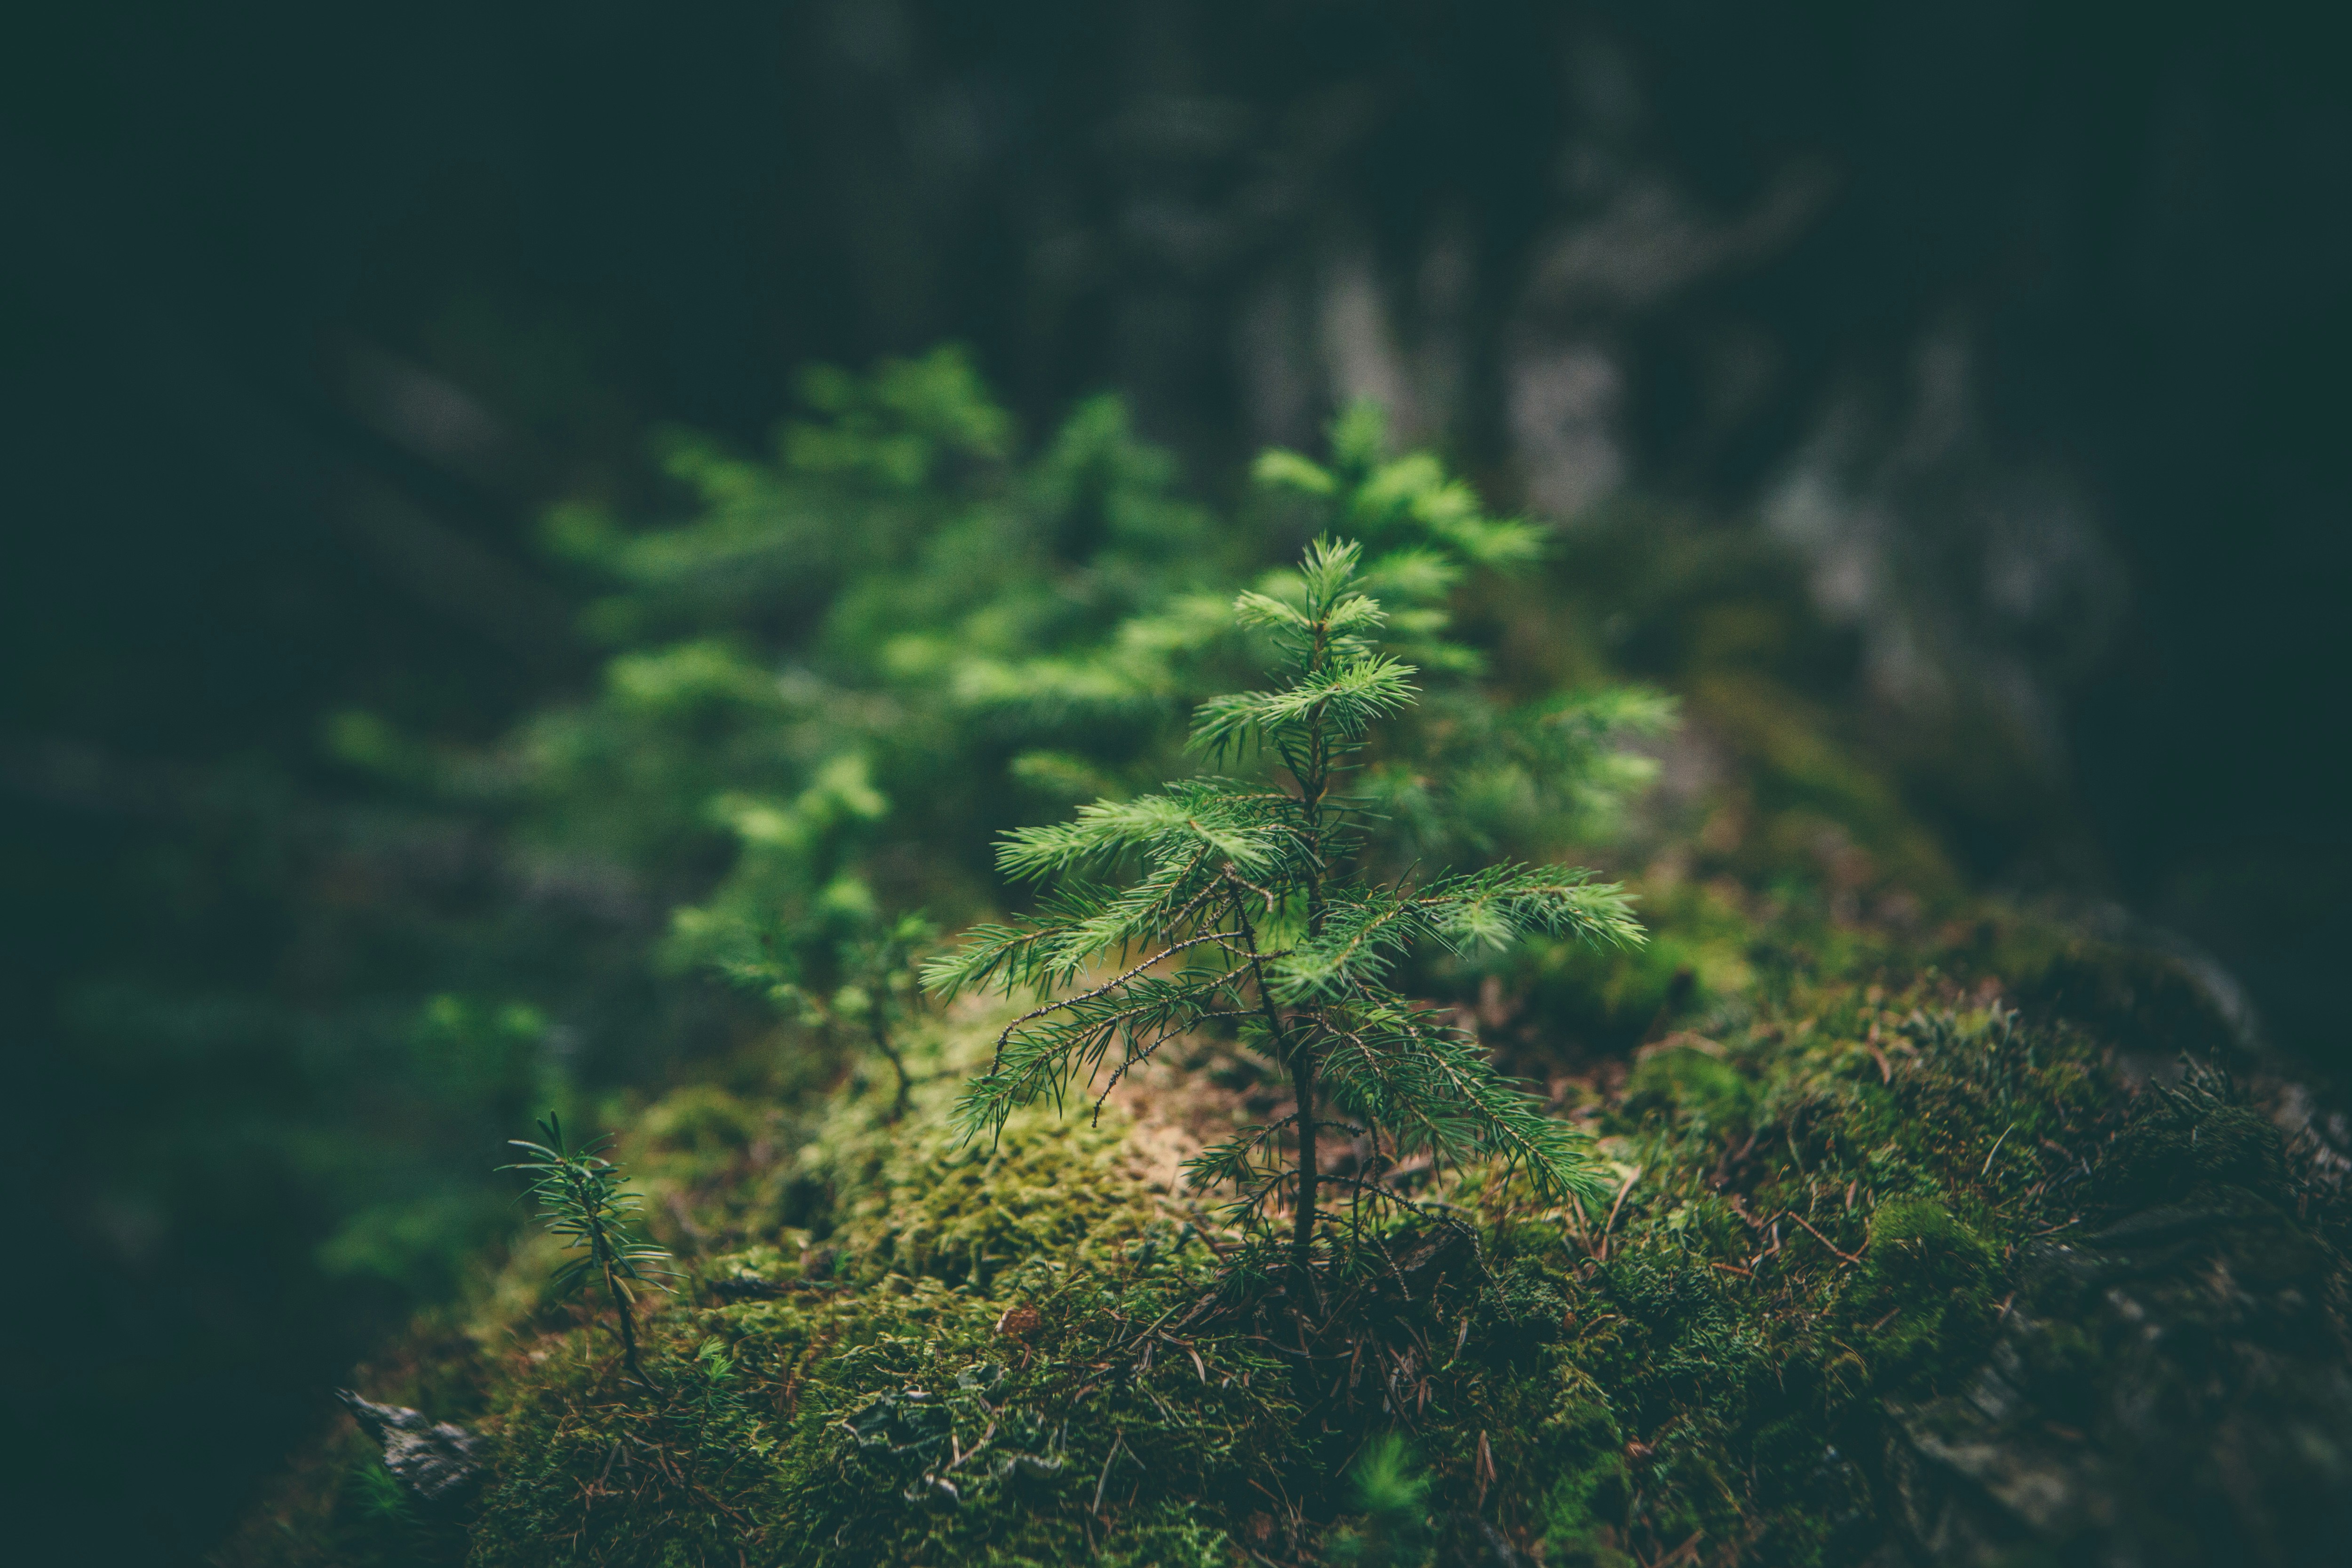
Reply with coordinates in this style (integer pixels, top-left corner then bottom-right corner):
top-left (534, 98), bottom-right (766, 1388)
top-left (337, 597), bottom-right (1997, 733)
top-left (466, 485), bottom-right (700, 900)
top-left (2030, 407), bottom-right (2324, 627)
top-left (216, 903), bottom-right (2345, 1568)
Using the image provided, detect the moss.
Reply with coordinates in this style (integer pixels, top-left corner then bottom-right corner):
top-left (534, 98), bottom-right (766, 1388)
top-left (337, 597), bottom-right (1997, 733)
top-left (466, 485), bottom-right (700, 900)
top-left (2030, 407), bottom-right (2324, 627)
top-left (2092, 1090), bottom-right (2291, 1211)
top-left (1531, 1398), bottom-right (1633, 1566)
top-left (224, 917), bottom-right (2347, 1568)
top-left (2010, 936), bottom-right (2244, 1065)
top-left (322, 1034), bottom-right (1297, 1567)
top-left (1089, 1504), bottom-right (1237, 1568)
top-left (1838, 1197), bottom-right (1998, 1397)
top-left (1468, 1255), bottom-right (1573, 1369)
top-left (1877, 1060), bottom-right (2352, 1565)
top-left (637, 1083), bottom-right (771, 1162)
top-left (1618, 1043), bottom-right (1755, 1138)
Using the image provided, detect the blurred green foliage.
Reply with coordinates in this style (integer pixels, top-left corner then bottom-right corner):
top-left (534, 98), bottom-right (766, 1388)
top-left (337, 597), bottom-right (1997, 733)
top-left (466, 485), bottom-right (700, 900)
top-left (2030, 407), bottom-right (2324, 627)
top-left (203, 347), bottom-right (2349, 1568)
top-left (269, 347), bottom-right (1675, 1317)
top-left (48, 351), bottom-right (2001, 1523)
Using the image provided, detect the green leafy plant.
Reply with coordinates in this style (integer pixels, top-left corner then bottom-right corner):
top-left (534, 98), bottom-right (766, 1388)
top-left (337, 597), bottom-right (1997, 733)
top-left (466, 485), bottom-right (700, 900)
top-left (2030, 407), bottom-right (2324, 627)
top-left (502, 1115), bottom-right (675, 1386)
top-left (928, 538), bottom-right (1639, 1279)
top-left (1326, 1434), bottom-right (1434, 1566)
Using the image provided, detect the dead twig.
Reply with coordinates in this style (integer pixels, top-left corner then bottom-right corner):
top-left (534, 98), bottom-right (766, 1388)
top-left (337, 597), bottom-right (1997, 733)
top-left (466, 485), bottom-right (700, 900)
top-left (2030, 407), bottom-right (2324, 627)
top-left (1784, 1210), bottom-right (1865, 1266)
top-left (1091, 1433), bottom-right (1126, 1517)
top-left (1981, 1121), bottom-right (2016, 1178)
top-left (1596, 1166), bottom-right (1643, 1261)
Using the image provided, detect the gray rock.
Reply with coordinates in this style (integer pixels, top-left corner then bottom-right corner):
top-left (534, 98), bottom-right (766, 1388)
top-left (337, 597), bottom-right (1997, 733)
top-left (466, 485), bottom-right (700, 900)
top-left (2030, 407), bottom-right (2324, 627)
top-left (337, 1390), bottom-right (488, 1510)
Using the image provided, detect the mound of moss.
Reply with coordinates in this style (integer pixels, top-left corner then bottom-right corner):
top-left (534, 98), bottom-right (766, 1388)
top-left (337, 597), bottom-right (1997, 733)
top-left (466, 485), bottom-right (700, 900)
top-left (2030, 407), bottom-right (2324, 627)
top-left (220, 910), bottom-right (2350, 1567)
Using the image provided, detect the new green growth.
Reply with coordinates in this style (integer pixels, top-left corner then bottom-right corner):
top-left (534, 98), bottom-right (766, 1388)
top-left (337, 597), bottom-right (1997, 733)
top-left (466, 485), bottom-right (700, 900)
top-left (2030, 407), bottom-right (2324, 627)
top-left (503, 1117), bottom-right (675, 1387)
top-left (930, 538), bottom-right (1640, 1279)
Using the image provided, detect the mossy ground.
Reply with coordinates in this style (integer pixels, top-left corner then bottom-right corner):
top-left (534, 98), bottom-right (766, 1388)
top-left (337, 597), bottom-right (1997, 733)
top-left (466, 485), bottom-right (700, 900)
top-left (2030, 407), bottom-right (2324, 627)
top-left (217, 895), bottom-right (2348, 1566)
top-left (217, 611), bottom-right (2347, 1567)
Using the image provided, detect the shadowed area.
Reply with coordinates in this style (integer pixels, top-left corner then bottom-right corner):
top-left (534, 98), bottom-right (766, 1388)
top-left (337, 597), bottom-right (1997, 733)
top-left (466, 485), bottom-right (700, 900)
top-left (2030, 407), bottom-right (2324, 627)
top-left (3, 4), bottom-right (2346, 1562)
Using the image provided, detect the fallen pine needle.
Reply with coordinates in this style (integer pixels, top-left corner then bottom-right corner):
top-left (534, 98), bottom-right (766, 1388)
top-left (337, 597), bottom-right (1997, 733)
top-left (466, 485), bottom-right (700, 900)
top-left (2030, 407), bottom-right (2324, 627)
top-left (1785, 1210), bottom-right (1865, 1265)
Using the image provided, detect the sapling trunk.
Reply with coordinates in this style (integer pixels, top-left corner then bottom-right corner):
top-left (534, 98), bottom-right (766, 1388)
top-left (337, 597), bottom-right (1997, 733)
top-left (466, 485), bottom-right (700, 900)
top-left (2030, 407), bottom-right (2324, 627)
top-left (1291, 1049), bottom-right (1319, 1279)
top-left (1227, 878), bottom-right (1319, 1281)
top-left (1280, 619), bottom-right (1335, 1283)
top-left (602, 1253), bottom-right (648, 1386)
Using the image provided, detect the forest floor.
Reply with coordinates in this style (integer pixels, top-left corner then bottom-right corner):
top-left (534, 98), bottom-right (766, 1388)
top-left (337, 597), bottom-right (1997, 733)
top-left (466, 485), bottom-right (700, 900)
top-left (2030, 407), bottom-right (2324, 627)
top-left (220, 890), bottom-right (2352, 1567)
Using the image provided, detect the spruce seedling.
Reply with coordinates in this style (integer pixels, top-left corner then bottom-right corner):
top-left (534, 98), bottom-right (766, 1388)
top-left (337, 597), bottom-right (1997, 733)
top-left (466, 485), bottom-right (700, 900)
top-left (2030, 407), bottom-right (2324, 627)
top-left (739, 910), bottom-right (937, 1119)
top-left (1327, 1433), bottom-right (1434, 1566)
top-left (503, 1115), bottom-right (674, 1387)
top-left (928, 538), bottom-right (1638, 1281)
top-left (826, 912), bottom-right (936, 1120)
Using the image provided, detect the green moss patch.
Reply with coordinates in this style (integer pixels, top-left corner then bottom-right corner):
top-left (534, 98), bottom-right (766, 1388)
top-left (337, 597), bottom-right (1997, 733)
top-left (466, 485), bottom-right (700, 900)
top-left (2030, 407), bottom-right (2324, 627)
top-left (222, 935), bottom-right (2348, 1568)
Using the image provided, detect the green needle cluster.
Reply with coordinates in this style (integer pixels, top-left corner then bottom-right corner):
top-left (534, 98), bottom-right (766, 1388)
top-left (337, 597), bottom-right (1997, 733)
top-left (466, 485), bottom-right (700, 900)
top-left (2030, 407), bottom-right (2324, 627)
top-left (503, 1116), bottom-right (675, 1387)
top-left (930, 537), bottom-right (1640, 1281)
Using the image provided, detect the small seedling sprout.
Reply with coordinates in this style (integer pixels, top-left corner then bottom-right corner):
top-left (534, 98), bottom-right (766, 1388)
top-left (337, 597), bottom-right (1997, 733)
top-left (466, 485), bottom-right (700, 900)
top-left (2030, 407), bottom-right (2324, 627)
top-left (503, 1114), bottom-right (674, 1387)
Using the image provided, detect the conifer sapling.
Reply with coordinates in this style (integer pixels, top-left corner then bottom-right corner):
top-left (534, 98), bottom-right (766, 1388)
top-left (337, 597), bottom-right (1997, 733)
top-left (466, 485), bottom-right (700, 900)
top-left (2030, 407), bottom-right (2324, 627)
top-left (815, 912), bottom-right (936, 1120)
top-left (503, 1115), bottom-right (674, 1386)
top-left (927, 539), bottom-right (1640, 1280)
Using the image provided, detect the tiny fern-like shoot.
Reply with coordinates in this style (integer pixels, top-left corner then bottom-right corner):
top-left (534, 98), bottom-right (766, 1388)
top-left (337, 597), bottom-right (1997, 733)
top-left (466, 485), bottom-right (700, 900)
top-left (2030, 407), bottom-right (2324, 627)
top-left (502, 1115), bottom-right (674, 1388)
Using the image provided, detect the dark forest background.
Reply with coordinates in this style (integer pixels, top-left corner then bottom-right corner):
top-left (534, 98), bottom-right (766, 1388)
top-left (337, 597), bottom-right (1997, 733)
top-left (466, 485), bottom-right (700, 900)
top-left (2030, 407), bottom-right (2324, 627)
top-left (4, 2), bottom-right (2347, 1562)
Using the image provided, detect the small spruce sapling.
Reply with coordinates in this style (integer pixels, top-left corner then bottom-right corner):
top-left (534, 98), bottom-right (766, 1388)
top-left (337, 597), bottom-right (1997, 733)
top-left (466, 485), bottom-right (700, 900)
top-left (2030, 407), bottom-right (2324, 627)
top-left (1327, 1434), bottom-right (1434, 1566)
top-left (818, 911), bottom-right (937, 1119)
top-left (928, 539), bottom-right (1637, 1281)
top-left (503, 1115), bottom-right (675, 1386)
top-left (732, 909), bottom-right (936, 1119)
